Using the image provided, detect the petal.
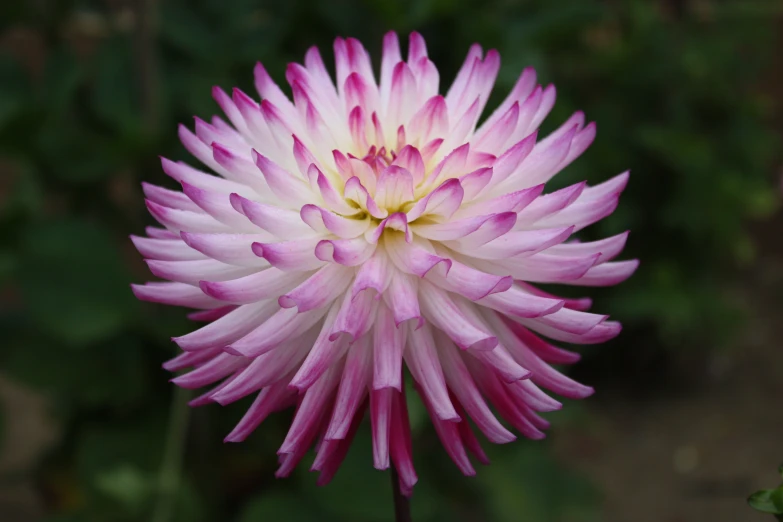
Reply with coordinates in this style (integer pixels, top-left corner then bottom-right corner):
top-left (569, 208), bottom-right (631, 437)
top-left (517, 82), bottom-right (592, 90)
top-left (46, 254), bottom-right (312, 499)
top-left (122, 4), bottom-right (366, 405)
top-left (173, 300), bottom-right (279, 351)
top-left (212, 328), bottom-right (317, 405)
top-left (477, 285), bottom-right (565, 319)
top-left (278, 263), bottom-right (355, 311)
top-left (389, 387), bottom-right (417, 495)
top-left (486, 314), bottom-right (595, 397)
top-left (200, 267), bottom-right (309, 304)
top-left (329, 290), bottom-right (378, 343)
top-left (514, 181), bottom-right (586, 224)
top-left (372, 303), bottom-right (405, 390)
top-left (226, 306), bottom-right (328, 357)
top-left (412, 213), bottom-right (508, 242)
top-left (171, 352), bottom-right (247, 389)
top-left (391, 145), bottom-right (425, 185)
top-left (315, 237), bottom-right (376, 266)
top-left (131, 235), bottom-right (206, 262)
top-left (366, 213), bottom-right (412, 245)
top-left (380, 32), bottom-right (402, 107)
top-left (471, 101), bottom-right (519, 154)
top-left (425, 257), bottom-right (512, 301)
top-left (142, 182), bottom-right (202, 213)
top-left (289, 302), bottom-right (349, 390)
top-left (407, 95), bottom-right (449, 144)
top-left (146, 258), bottom-right (256, 286)
top-left (385, 234), bottom-right (452, 278)
top-left (375, 166), bottom-right (415, 210)
top-left (230, 193), bottom-right (315, 237)
top-left (489, 132), bottom-right (538, 186)
top-left (565, 259), bottom-right (639, 287)
top-left (383, 273), bottom-right (422, 328)
top-left (423, 143), bottom-right (470, 188)
top-left (300, 204), bottom-right (371, 238)
top-left (407, 178), bottom-right (464, 222)
top-left (451, 226), bottom-right (574, 260)
top-left (325, 336), bottom-right (373, 440)
top-left (437, 333), bottom-right (516, 444)
top-left (224, 378), bottom-right (298, 442)
top-left (456, 184), bottom-right (544, 217)
top-left (279, 363), bottom-right (342, 454)
top-left (131, 281), bottom-right (222, 309)
top-left (352, 250), bottom-right (391, 300)
top-left (370, 387), bottom-right (393, 469)
top-left (418, 280), bottom-right (498, 351)
top-left (344, 177), bottom-right (387, 219)
top-left (252, 238), bottom-right (325, 271)
top-left (477, 67), bottom-right (536, 138)
top-left (180, 232), bottom-right (271, 267)
top-left (405, 322), bottom-right (459, 421)
top-left (546, 231), bottom-right (630, 263)
top-left (146, 200), bottom-right (232, 234)
top-left (253, 151), bottom-right (312, 207)
top-left (445, 212), bottom-right (517, 248)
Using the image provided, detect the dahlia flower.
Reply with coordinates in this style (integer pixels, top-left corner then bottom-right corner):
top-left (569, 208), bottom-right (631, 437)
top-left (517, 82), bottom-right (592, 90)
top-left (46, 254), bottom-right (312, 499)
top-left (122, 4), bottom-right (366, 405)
top-left (132, 32), bottom-right (637, 494)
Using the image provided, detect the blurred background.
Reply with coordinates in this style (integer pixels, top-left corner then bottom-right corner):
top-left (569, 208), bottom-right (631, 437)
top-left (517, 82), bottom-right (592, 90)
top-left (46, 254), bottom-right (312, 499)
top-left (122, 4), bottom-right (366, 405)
top-left (1, 0), bottom-right (782, 521)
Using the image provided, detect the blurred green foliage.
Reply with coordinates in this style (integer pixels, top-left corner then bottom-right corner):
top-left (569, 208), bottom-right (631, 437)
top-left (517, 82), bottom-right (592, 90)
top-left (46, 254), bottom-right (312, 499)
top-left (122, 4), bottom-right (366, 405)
top-left (0, 0), bottom-right (779, 521)
top-left (748, 464), bottom-right (783, 520)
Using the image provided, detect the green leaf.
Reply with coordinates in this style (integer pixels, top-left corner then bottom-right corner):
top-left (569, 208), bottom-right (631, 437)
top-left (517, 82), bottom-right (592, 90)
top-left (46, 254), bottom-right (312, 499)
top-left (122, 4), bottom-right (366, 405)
top-left (749, 489), bottom-right (783, 514)
top-left (17, 219), bottom-right (138, 346)
top-left (773, 488), bottom-right (783, 513)
top-left (238, 492), bottom-right (320, 522)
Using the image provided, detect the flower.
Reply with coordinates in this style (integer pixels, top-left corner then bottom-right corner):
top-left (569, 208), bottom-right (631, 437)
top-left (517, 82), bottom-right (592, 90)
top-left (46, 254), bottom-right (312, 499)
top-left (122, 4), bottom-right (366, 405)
top-left (131, 31), bottom-right (637, 494)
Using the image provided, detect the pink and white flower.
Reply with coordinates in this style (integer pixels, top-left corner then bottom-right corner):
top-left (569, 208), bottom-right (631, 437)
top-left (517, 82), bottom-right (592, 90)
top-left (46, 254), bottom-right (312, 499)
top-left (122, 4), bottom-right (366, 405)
top-left (132, 32), bottom-right (637, 494)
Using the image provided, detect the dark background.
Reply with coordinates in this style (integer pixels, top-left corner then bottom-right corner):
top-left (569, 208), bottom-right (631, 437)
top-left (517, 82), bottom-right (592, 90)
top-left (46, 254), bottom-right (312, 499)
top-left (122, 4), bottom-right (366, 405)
top-left (1, 0), bottom-right (782, 521)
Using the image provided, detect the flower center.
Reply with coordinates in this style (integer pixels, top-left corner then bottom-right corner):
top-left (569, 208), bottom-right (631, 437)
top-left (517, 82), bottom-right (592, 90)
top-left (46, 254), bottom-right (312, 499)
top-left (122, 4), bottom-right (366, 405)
top-left (359, 145), bottom-right (395, 173)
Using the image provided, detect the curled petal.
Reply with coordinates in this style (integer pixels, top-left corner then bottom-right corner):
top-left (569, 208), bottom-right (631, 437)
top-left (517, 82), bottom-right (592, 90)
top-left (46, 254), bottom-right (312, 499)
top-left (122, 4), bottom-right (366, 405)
top-left (252, 238), bottom-right (325, 271)
top-left (407, 178), bottom-right (464, 222)
top-left (301, 204), bottom-right (371, 238)
top-left (278, 263), bottom-right (355, 311)
top-left (392, 145), bottom-right (425, 184)
top-left (385, 234), bottom-right (452, 278)
top-left (131, 281), bottom-right (221, 309)
top-left (200, 267), bottom-right (309, 304)
top-left (230, 194), bottom-right (315, 237)
top-left (315, 237), bottom-right (375, 266)
top-left (131, 235), bottom-right (206, 262)
top-left (180, 232), bottom-right (271, 267)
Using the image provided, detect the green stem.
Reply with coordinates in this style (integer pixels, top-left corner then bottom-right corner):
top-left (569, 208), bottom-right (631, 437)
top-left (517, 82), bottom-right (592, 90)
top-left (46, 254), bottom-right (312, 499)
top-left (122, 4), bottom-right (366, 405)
top-left (151, 385), bottom-right (191, 522)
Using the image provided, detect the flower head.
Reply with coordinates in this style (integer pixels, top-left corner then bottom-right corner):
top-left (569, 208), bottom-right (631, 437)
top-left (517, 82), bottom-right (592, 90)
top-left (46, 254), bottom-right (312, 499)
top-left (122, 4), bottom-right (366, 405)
top-left (132, 32), bottom-right (637, 493)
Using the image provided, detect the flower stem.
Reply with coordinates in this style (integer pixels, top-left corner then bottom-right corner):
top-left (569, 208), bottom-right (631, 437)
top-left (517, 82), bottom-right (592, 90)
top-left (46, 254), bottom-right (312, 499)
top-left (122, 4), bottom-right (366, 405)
top-left (390, 464), bottom-right (412, 522)
top-left (151, 385), bottom-right (191, 522)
